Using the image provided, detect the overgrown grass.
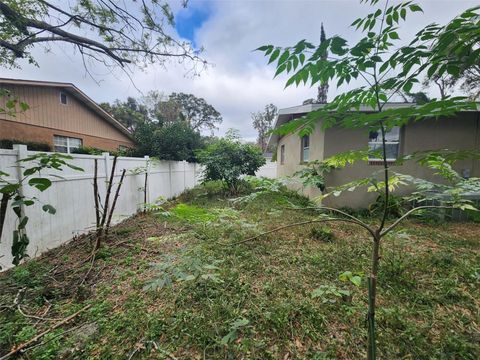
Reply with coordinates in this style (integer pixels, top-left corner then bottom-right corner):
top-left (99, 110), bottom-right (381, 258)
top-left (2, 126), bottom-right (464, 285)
top-left (0, 181), bottom-right (478, 359)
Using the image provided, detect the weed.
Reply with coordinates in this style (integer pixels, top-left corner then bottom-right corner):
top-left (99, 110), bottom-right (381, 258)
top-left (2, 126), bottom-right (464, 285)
top-left (310, 226), bottom-right (335, 242)
top-left (170, 203), bottom-right (217, 223)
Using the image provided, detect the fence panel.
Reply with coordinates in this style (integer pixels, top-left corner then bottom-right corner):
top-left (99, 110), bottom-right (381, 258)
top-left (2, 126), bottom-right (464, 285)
top-left (1, 146), bottom-right (278, 269)
top-left (0, 147), bottom-right (201, 270)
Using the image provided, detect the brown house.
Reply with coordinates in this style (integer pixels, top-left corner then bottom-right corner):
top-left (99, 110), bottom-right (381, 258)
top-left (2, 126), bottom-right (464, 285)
top-left (0, 78), bottom-right (134, 153)
top-left (269, 103), bottom-right (480, 208)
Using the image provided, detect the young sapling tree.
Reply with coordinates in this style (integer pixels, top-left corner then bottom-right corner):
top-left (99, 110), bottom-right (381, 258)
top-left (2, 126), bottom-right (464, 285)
top-left (257, 1), bottom-right (479, 357)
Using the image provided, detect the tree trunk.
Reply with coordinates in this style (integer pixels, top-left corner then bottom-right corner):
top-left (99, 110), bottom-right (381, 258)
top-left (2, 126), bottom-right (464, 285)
top-left (367, 234), bottom-right (381, 360)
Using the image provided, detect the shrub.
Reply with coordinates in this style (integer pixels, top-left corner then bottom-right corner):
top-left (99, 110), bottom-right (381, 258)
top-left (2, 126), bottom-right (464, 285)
top-left (196, 138), bottom-right (265, 193)
top-left (0, 139), bottom-right (51, 151)
top-left (132, 121), bottom-right (205, 161)
top-left (71, 146), bottom-right (105, 155)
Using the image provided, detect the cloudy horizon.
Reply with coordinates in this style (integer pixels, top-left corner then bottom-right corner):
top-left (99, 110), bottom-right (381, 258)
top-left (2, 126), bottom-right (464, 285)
top-left (1, 0), bottom-right (477, 142)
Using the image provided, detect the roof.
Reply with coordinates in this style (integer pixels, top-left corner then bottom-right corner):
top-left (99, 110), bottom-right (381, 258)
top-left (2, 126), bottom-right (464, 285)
top-left (268, 101), bottom-right (480, 149)
top-left (0, 78), bottom-right (133, 140)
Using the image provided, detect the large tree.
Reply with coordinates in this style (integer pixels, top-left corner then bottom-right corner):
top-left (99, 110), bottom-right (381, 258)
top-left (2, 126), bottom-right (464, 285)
top-left (316, 23), bottom-right (329, 103)
top-left (169, 92), bottom-right (223, 132)
top-left (100, 97), bottom-right (147, 131)
top-left (142, 90), bottom-right (183, 127)
top-left (251, 103), bottom-right (277, 152)
top-left (0, 0), bottom-right (205, 72)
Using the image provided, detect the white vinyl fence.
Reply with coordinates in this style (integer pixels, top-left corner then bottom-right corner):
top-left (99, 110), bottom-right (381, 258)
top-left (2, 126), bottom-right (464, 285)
top-left (0, 145), bottom-right (203, 270)
top-left (256, 159), bottom-right (277, 179)
top-left (0, 145), bottom-right (277, 270)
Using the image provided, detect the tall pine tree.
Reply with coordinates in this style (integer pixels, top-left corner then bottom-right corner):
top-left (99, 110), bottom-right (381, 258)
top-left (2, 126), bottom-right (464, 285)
top-left (316, 23), bottom-right (329, 103)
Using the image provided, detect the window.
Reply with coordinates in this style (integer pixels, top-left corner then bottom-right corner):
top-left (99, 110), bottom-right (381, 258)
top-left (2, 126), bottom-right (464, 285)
top-left (60, 92), bottom-right (68, 105)
top-left (280, 144), bottom-right (285, 165)
top-left (368, 126), bottom-right (400, 162)
top-left (54, 135), bottom-right (82, 153)
top-left (301, 135), bottom-right (310, 162)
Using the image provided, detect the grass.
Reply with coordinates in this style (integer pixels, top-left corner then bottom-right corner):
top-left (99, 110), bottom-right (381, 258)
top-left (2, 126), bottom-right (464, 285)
top-left (0, 181), bottom-right (479, 359)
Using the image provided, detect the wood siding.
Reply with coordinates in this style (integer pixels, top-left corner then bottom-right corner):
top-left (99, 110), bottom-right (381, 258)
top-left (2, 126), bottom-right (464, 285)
top-left (0, 84), bottom-right (134, 147)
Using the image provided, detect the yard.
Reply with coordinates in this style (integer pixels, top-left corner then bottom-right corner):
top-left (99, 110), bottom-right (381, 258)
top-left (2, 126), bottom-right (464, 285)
top-left (0, 180), bottom-right (479, 359)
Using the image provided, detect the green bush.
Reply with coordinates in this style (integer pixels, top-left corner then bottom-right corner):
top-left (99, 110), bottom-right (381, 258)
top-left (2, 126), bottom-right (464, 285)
top-left (132, 121), bottom-right (205, 161)
top-left (196, 138), bottom-right (265, 193)
top-left (0, 139), bottom-right (51, 151)
top-left (71, 146), bottom-right (105, 155)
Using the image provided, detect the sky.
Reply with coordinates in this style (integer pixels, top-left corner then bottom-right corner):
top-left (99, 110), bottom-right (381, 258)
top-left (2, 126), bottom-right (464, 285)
top-left (1, 0), bottom-right (478, 142)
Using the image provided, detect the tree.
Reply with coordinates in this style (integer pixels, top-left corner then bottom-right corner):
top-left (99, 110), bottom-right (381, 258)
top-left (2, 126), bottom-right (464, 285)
top-left (169, 92), bottom-right (223, 132)
top-left (317, 23), bottom-right (329, 103)
top-left (258, 1), bottom-right (479, 358)
top-left (423, 66), bottom-right (480, 100)
top-left (154, 122), bottom-right (205, 162)
top-left (143, 90), bottom-right (183, 127)
top-left (0, 0), bottom-right (205, 72)
top-left (196, 137), bottom-right (266, 193)
top-left (251, 103), bottom-right (277, 152)
top-left (400, 91), bottom-right (430, 104)
top-left (132, 121), bottom-right (204, 162)
top-left (100, 97), bottom-right (147, 131)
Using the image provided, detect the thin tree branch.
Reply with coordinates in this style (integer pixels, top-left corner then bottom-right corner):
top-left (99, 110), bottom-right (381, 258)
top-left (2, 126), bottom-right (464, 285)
top-left (380, 205), bottom-right (453, 237)
top-left (0, 304), bottom-right (91, 360)
top-left (227, 217), bottom-right (371, 246)
top-left (285, 205), bottom-right (376, 237)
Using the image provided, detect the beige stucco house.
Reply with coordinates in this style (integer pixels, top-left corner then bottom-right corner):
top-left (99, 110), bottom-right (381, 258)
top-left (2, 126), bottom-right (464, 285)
top-left (269, 103), bottom-right (480, 208)
top-left (0, 78), bottom-right (135, 152)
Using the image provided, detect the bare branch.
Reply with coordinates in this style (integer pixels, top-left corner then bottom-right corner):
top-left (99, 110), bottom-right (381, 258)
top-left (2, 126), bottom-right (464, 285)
top-left (381, 205), bottom-right (453, 237)
top-left (227, 217), bottom-right (372, 246)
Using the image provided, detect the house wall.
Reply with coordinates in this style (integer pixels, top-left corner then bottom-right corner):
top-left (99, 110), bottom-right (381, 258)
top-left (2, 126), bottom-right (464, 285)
top-left (324, 113), bottom-right (480, 208)
top-left (277, 113), bottom-right (480, 208)
top-left (276, 122), bottom-right (325, 198)
top-left (0, 84), bottom-right (134, 150)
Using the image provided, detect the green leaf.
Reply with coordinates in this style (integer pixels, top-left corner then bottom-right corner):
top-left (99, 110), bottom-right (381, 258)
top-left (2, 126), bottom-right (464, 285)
top-left (409, 4), bottom-right (423, 12)
top-left (278, 50), bottom-right (290, 65)
top-left (66, 164), bottom-right (84, 171)
top-left (255, 45), bottom-right (270, 52)
top-left (268, 48), bottom-right (280, 64)
top-left (402, 81), bottom-right (413, 93)
top-left (274, 63), bottom-right (287, 77)
top-left (389, 32), bottom-right (400, 40)
top-left (18, 216), bottom-right (29, 229)
top-left (42, 204), bottom-right (56, 214)
top-left (350, 276), bottom-right (362, 287)
top-left (28, 178), bottom-right (52, 192)
top-left (0, 183), bottom-right (20, 194)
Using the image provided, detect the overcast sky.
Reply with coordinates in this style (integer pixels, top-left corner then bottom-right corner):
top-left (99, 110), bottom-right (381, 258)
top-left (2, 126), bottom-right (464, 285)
top-left (1, 0), bottom-right (477, 141)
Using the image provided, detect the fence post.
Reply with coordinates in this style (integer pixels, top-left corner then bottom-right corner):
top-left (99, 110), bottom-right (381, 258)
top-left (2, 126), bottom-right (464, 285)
top-left (193, 163), bottom-right (196, 186)
top-left (144, 155), bottom-right (150, 205)
top-left (183, 160), bottom-right (187, 191)
top-left (13, 144), bottom-right (28, 217)
top-left (168, 161), bottom-right (172, 198)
